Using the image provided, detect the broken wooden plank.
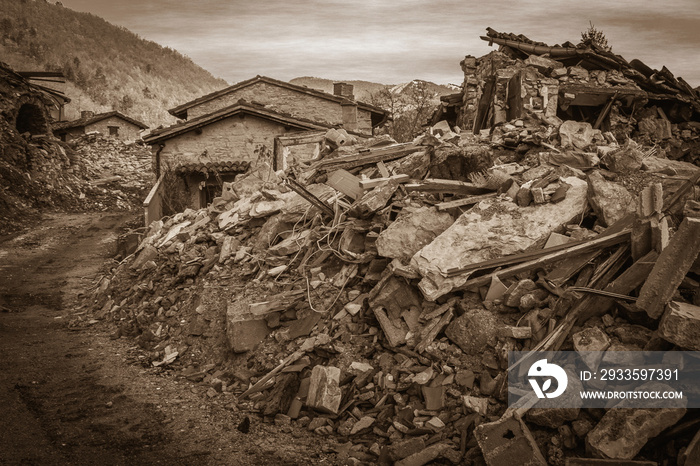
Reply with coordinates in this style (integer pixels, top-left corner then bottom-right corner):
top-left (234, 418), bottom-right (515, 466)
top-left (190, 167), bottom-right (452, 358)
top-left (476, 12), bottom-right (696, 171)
top-left (285, 178), bottom-right (335, 218)
top-left (435, 193), bottom-right (498, 211)
top-left (359, 174), bottom-right (409, 189)
top-left (326, 169), bottom-right (364, 200)
top-left (456, 229), bottom-right (631, 291)
top-left (636, 217), bottom-right (700, 319)
top-left (546, 212), bottom-right (635, 286)
top-left (376, 161), bottom-right (390, 178)
top-left (308, 143), bottom-right (422, 173)
top-left (404, 179), bottom-right (493, 196)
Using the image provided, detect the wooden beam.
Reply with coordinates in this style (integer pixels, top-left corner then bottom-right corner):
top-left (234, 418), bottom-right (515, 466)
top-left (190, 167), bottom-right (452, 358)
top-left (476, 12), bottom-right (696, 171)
top-left (436, 193), bottom-right (498, 211)
top-left (404, 179), bottom-right (493, 196)
top-left (326, 169), bottom-right (364, 200)
top-left (359, 174), bottom-right (409, 189)
top-left (308, 143), bottom-right (422, 173)
top-left (455, 229), bottom-right (631, 290)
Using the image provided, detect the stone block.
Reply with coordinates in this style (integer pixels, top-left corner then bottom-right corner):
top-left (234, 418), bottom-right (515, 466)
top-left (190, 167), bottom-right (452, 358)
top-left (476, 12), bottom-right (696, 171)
top-left (376, 206), bottom-right (454, 262)
top-left (306, 365), bottom-right (342, 415)
top-left (474, 416), bottom-right (547, 466)
top-left (658, 301), bottom-right (700, 350)
top-left (587, 405), bottom-right (686, 459)
top-left (587, 171), bottom-right (635, 227)
top-left (218, 236), bottom-right (240, 263)
top-left (637, 217), bottom-right (700, 318)
top-left (226, 299), bottom-right (276, 353)
top-left (412, 177), bottom-right (588, 300)
top-left (573, 327), bottom-right (610, 371)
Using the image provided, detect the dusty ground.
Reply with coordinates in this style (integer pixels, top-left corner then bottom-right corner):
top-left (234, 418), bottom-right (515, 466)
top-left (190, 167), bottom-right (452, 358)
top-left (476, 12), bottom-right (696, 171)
top-left (0, 212), bottom-right (338, 465)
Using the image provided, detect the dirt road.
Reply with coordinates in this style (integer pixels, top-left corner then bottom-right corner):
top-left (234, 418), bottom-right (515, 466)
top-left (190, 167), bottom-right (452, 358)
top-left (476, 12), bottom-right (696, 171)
top-left (0, 212), bottom-right (334, 465)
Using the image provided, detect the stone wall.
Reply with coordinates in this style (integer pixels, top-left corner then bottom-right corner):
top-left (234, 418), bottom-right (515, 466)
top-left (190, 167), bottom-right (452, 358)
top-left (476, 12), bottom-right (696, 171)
top-left (158, 113), bottom-right (292, 170)
top-left (458, 51), bottom-right (558, 131)
top-left (187, 81), bottom-right (373, 134)
top-left (85, 116), bottom-right (143, 142)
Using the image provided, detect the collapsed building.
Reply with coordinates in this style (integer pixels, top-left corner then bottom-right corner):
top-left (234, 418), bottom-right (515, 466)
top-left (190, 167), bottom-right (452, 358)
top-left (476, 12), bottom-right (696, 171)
top-left (142, 76), bottom-right (389, 219)
top-left (90, 30), bottom-right (700, 465)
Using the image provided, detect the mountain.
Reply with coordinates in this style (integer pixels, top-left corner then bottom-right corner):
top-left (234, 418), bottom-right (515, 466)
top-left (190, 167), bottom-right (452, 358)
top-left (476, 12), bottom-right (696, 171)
top-left (290, 76), bottom-right (456, 102)
top-left (0, 0), bottom-right (228, 128)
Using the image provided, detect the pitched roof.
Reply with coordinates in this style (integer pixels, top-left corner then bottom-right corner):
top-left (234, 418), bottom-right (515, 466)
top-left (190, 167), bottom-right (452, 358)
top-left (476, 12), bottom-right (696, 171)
top-left (143, 100), bottom-right (333, 144)
top-left (52, 111), bottom-right (148, 131)
top-left (168, 75), bottom-right (389, 126)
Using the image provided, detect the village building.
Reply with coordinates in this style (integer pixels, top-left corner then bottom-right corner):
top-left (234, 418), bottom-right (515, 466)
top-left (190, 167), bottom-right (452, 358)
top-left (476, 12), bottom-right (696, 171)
top-left (1, 62), bottom-right (64, 137)
top-left (52, 111), bottom-right (148, 143)
top-left (17, 71), bottom-right (71, 122)
top-left (142, 76), bottom-right (389, 220)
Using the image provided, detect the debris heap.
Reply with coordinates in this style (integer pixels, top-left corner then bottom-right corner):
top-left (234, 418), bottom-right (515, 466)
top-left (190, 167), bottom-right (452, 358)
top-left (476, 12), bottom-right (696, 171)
top-left (92, 114), bottom-right (700, 464)
top-left (89, 28), bottom-right (700, 465)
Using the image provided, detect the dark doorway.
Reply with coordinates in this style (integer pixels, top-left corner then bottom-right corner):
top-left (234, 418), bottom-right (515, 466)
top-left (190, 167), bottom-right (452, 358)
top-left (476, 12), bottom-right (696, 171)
top-left (16, 103), bottom-right (47, 135)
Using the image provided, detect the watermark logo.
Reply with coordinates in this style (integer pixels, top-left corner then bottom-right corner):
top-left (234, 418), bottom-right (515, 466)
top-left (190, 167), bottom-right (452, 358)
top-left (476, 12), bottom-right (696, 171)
top-left (528, 358), bottom-right (568, 399)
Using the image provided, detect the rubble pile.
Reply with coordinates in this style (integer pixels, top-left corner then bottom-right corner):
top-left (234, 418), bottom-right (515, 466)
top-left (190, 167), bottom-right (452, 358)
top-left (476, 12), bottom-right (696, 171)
top-left (67, 133), bottom-right (153, 211)
top-left (0, 127), bottom-right (152, 234)
top-left (91, 106), bottom-right (700, 464)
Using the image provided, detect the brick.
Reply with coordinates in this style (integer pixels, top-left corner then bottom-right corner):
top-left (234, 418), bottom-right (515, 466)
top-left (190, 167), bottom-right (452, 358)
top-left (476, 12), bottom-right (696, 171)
top-left (637, 217), bottom-right (700, 318)
top-left (474, 416), bottom-right (547, 466)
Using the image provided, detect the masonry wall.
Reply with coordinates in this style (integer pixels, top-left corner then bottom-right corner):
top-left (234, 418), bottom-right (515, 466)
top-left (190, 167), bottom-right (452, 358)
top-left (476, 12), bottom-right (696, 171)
top-left (458, 51), bottom-right (558, 131)
top-left (187, 82), bottom-right (373, 134)
top-left (85, 116), bottom-right (143, 142)
top-left (158, 113), bottom-right (293, 170)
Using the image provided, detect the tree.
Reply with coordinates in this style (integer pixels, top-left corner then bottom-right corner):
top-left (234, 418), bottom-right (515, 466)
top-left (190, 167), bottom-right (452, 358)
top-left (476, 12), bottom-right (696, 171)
top-left (369, 81), bottom-right (437, 143)
top-left (581, 21), bottom-right (611, 52)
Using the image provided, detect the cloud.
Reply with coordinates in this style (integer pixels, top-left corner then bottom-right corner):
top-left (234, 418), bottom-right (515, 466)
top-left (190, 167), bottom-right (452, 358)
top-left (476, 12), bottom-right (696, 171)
top-left (58, 0), bottom-right (700, 86)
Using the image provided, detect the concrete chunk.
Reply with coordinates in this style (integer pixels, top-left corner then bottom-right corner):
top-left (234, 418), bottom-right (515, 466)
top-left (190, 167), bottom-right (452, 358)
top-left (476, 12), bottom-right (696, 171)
top-left (637, 217), bottom-right (700, 318)
top-left (412, 176), bottom-right (588, 300)
top-left (376, 206), bottom-right (454, 262)
top-left (474, 416), bottom-right (547, 466)
top-left (306, 365), bottom-right (342, 415)
top-left (658, 301), bottom-right (700, 350)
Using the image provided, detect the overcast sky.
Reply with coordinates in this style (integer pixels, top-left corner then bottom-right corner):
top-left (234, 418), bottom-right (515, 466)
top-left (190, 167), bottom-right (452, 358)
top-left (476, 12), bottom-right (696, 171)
top-left (57, 0), bottom-right (700, 87)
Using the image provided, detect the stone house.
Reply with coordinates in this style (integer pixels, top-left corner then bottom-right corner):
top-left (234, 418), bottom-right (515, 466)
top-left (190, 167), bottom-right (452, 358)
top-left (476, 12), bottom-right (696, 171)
top-left (142, 76), bottom-right (389, 219)
top-left (1, 62), bottom-right (62, 137)
top-left (52, 111), bottom-right (148, 142)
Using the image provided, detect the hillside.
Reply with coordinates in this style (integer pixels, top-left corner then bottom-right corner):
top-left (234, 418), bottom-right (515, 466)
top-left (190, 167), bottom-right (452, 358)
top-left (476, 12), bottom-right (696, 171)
top-left (0, 0), bottom-right (228, 128)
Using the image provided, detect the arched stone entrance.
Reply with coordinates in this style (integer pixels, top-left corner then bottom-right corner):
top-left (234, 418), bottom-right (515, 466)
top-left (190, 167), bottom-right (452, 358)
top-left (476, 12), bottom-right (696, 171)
top-left (15, 102), bottom-right (48, 135)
